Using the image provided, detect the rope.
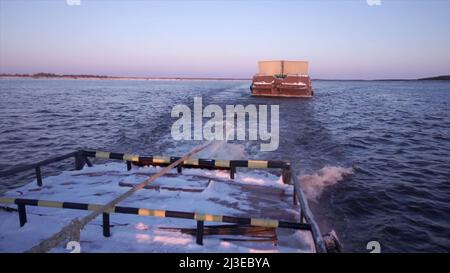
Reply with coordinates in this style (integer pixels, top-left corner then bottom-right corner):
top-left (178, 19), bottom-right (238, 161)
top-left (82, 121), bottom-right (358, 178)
top-left (26, 141), bottom-right (215, 253)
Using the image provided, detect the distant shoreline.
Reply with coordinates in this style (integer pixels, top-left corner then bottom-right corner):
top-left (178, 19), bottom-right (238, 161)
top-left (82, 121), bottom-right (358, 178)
top-left (0, 73), bottom-right (249, 81)
top-left (0, 73), bottom-right (449, 81)
top-left (314, 75), bottom-right (450, 81)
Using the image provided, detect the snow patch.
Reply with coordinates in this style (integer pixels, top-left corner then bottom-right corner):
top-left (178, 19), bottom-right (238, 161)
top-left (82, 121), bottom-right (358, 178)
top-left (0, 162), bottom-right (311, 252)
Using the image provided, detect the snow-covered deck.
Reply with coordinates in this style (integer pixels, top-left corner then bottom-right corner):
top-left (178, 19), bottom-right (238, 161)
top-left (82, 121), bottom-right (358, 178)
top-left (0, 162), bottom-right (315, 253)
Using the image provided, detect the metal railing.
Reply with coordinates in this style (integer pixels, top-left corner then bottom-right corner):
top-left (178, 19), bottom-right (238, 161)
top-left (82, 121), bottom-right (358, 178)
top-left (0, 149), bottom-right (327, 252)
top-left (0, 197), bottom-right (311, 246)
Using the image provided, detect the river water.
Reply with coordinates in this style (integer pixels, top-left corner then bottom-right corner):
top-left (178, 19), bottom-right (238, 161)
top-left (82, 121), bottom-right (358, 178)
top-left (0, 78), bottom-right (449, 252)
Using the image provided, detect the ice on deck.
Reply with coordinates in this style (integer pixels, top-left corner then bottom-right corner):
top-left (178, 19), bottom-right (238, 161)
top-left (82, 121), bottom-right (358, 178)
top-left (0, 162), bottom-right (315, 253)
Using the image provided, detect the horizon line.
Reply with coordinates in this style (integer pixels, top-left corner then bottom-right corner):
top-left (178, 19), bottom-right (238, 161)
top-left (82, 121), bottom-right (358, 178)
top-left (0, 72), bottom-right (449, 82)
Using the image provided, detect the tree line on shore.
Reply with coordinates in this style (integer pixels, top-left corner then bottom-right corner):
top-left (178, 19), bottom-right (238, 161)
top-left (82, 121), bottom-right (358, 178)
top-left (0, 72), bottom-right (110, 79)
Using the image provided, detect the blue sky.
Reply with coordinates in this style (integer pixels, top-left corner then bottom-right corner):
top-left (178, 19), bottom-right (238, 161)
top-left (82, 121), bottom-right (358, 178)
top-left (0, 0), bottom-right (449, 79)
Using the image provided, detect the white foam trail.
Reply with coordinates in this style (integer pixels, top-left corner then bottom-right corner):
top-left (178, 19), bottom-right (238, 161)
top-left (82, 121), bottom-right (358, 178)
top-left (197, 141), bottom-right (248, 159)
top-left (300, 166), bottom-right (353, 201)
top-left (194, 120), bottom-right (248, 160)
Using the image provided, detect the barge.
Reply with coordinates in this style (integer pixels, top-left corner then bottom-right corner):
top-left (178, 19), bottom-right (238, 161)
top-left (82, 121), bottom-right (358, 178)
top-left (0, 149), bottom-right (337, 253)
top-left (251, 60), bottom-right (313, 98)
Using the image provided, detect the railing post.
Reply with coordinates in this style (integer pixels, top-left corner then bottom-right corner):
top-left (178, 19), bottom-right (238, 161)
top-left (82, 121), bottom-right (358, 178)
top-left (282, 165), bottom-right (292, 184)
top-left (230, 165), bottom-right (236, 180)
top-left (85, 156), bottom-right (93, 167)
top-left (35, 166), bottom-right (43, 187)
top-left (75, 152), bottom-right (85, 170)
top-left (102, 213), bottom-right (111, 237)
top-left (293, 186), bottom-right (298, 205)
top-left (196, 220), bottom-right (204, 245)
top-left (18, 204), bottom-right (27, 227)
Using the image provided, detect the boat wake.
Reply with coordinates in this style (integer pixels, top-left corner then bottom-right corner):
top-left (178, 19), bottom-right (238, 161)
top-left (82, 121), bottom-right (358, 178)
top-left (196, 141), bottom-right (248, 160)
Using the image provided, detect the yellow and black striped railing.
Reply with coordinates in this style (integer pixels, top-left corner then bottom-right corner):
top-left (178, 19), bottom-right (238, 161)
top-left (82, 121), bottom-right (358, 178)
top-left (0, 149), bottom-right (291, 184)
top-left (0, 150), bottom-right (326, 252)
top-left (80, 149), bottom-right (291, 180)
top-left (0, 197), bottom-right (311, 245)
top-left (81, 150), bottom-right (288, 169)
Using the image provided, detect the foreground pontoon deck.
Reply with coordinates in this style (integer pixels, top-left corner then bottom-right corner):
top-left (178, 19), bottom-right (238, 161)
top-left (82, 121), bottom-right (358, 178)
top-left (0, 150), bottom-right (331, 253)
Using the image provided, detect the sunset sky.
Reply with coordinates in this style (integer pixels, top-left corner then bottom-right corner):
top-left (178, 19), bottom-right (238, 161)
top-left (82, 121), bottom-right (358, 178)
top-left (0, 0), bottom-right (449, 79)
